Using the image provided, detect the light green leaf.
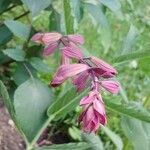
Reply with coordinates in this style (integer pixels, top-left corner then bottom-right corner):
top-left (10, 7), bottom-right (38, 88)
top-left (47, 87), bottom-right (89, 120)
top-left (105, 100), bottom-right (150, 123)
top-left (63, 0), bottom-right (75, 34)
top-left (99, 0), bottom-right (121, 12)
top-left (29, 57), bottom-right (51, 74)
top-left (113, 50), bottom-right (150, 64)
top-left (121, 116), bottom-right (150, 150)
top-left (14, 78), bottom-right (53, 142)
top-left (3, 48), bottom-right (25, 61)
top-left (121, 24), bottom-right (139, 54)
top-left (4, 20), bottom-right (30, 40)
top-left (33, 142), bottom-right (91, 150)
top-left (82, 133), bottom-right (104, 150)
top-left (86, 3), bottom-right (111, 53)
top-left (21, 0), bottom-right (52, 17)
top-left (102, 126), bottom-right (123, 150)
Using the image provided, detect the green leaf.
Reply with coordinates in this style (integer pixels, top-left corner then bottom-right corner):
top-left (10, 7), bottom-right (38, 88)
top-left (0, 24), bottom-right (13, 45)
top-left (47, 87), bottom-right (89, 120)
top-left (101, 126), bottom-right (123, 150)
top-left (99, 0), bottom-right (123, 19)
top-left (104, 100), bottom-right (150, 123)
top-left (13, 63), bottom-right (36, 85)
top-left (3, 48), bottom-right (26, 61)
top-left (4, 20), bottom-right (30, 40)
top-left (70, 0), bottom-right (84, 23)
top-left (63, 0), bottom-right (75, 34)
top-left (14, 78), bottom-right (53, 142)
top-left (121, 117), bottom-right (150, 150)
top-left (33, 142), bottom-right (91, 150)
top-left (82, 133), bottom-right (104, 150)
top-left (21, 0), bottom-right (52, 17)
top-left (113, 50), bottom-right (150, 64)
top-left (0, 0), bottom-right (11, 14)
top-left (86, 3), bottom-right (111, 53)
top-left (0, 80), bottom-right (16, 121)
top-left (121, 24), bottom-right (139, 55)
top-left (49, 8), bottom-right (61, 32)
top-left (99, 0), bottom-right (121, 12)
top-left (29, 57), bottom-right (51, 74)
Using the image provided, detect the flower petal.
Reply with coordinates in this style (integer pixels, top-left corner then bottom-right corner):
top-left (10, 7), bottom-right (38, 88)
top-left (90, 56), bottom-right (117, 77)
top-left (42, 32), bottom-right (62, 45)
top-left (68, 34), bottom-right (84, 44)
top-left (51, 64), bottom-right (89, 87)
top-left (101, 80), bottom-right (120, 94)
top-left (73, 71), bottom-right (89, 92)
top-left (43, 42), bottom-right (58, 56)
top-left (61, 52), bottom-right (70, 64)
top-left (62, 43), bottom-right (83, 60)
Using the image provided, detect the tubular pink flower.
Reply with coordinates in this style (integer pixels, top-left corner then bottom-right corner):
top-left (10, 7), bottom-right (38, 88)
top-left (90, 56), bottom-right (117, 77)
top-left (62, 43), bottom-right (83, 60)
top-left (43, 42), bottom-right (58, 56)
top-left (72, 71), bottom-right (89, 92)
top-left (101, 80), bottom-right (120, 94)
top-left (41, 32), bottom-right (62, 45)
top-left (68, 34), bottom-right (84, 44)
top-left (51, 64), bottom-right (90, 87)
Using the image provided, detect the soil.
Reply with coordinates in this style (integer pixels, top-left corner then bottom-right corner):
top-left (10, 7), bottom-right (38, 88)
top-left (0, 99), bottom-right (25, 150)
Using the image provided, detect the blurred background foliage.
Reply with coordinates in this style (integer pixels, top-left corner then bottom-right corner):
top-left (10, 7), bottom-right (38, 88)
top-left (0, 0), bottom-right (150, 150)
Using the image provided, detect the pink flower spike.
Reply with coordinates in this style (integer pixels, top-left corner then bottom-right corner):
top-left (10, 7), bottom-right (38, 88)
top-left (101, 80), bottom-right (120, 94)
top-left (31, 33), bottom-right (44, 44)
top-left (42, 32), bottom-right (62, 45)
top-left (43, 42), bottom-right (58, 56)
top-left (68, 34), bottom-right (84, 44)
top-left (51, 64), bottom-right (90, 87)
top-left (90, 56), bottom-right (117, 77)
top-left (62, 43), bottom-right (83, 60)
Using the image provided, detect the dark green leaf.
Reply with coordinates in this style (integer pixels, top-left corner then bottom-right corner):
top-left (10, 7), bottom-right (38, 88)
top-left (33, 142), bottom-right (91, 150)
top-left (3, 48), bottom-right (26, 61)
top-left (14, 78), bottom-right (53, 142)
top-left (21, 0), bottom-right (52, 17)
top-left (121, 117), bottom-right (150, 150)
top-left (13, 63), bottom-right (36, 85)
top-left (63, 0), bottom-right (75, 34)
top-left (47, 87), bottom-right (89, 120)
top-left (29, 57), bottom-right (51, 74)
top-left (49, 8), bottom-right (61, 32)
top-left (4, 20), bottom-right (30, 40)
top-left (0, 0), bottom-right (11, 14)
top-left (82, 133), bottom-right (104, 150)
top-left (0, 80), bottom-right (16, 121)
top-left (105, 100), bottom-right (150, 123)
top-left (0, 24), bottom-right (13, 45)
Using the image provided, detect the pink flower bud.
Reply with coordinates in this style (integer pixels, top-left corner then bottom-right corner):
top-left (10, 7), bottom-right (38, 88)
top-left (31, 33), bottom-right (44, 44)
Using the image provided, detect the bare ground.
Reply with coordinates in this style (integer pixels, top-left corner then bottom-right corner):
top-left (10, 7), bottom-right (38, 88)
top-left (0, 100), bottom-right (25, 150)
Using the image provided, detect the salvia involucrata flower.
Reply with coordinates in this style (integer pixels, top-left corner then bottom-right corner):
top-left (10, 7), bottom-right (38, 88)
top-left (31, 32), bottom-right (120, 133)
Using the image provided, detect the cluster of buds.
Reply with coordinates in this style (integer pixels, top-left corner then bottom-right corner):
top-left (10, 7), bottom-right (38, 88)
top-left (31, 32), bottom-right (120, 133)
